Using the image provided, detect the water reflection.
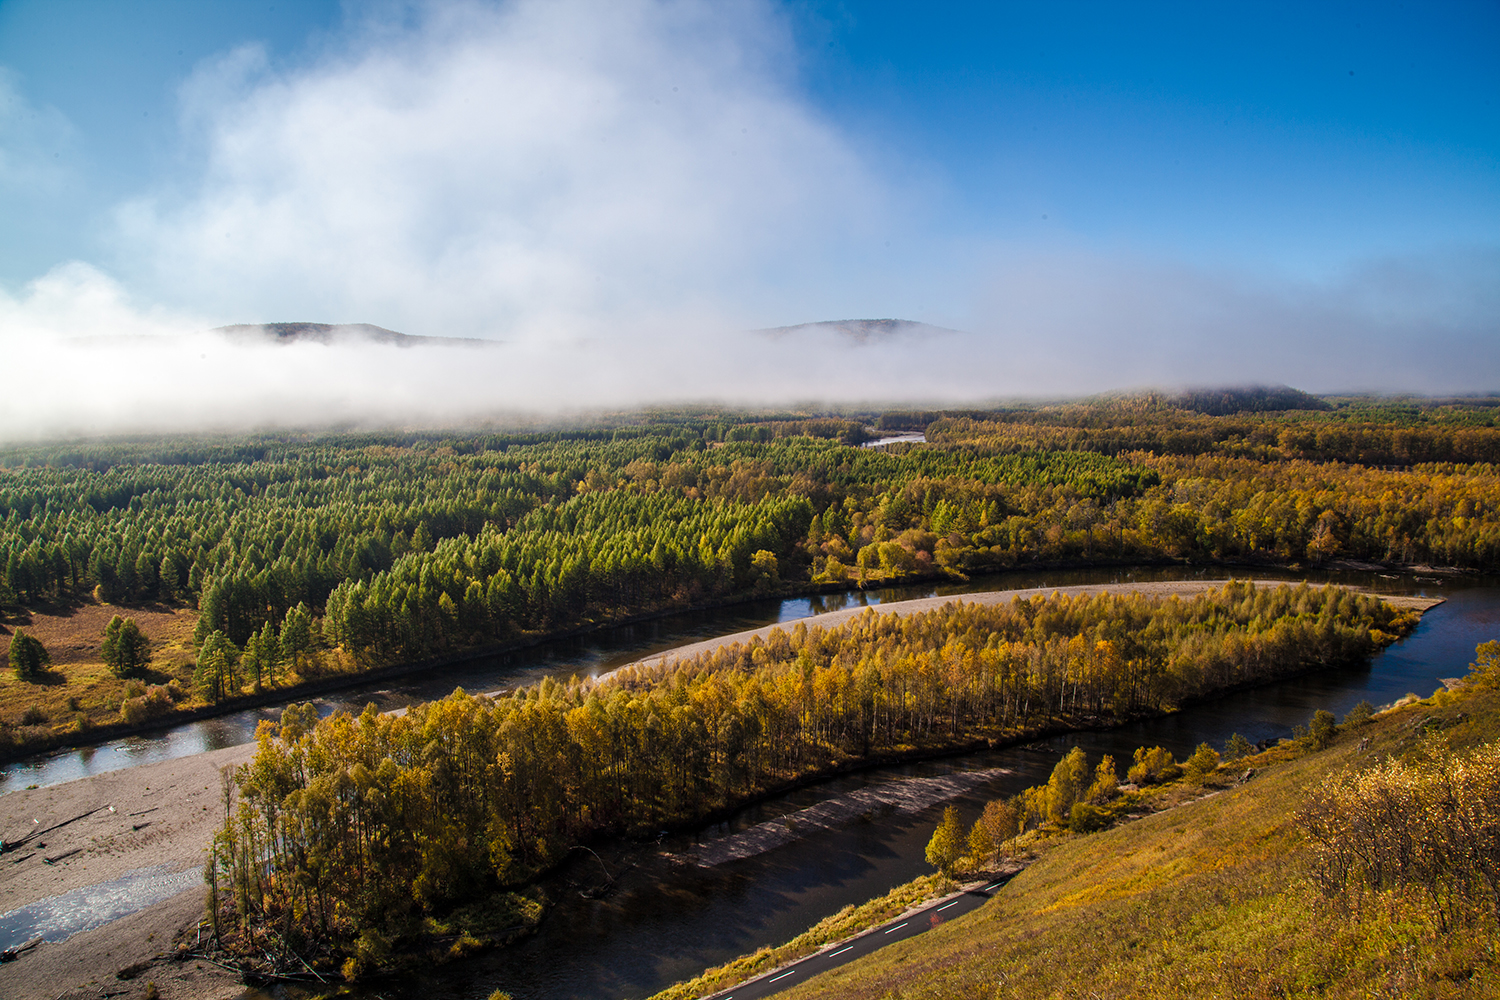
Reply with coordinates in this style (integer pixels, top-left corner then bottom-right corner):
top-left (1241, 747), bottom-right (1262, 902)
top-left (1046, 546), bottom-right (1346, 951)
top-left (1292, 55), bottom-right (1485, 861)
top-left (330, 578), bottom-right (1495, 1000)
top-left (0, 565), bottom-right (1474, 799)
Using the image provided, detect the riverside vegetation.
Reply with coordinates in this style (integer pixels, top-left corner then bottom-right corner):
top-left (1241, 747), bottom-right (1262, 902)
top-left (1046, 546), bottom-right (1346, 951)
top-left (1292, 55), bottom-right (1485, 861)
top-left (652, 640), bottom-right (1500, 1000)
top-left (2, 392), bottom-right (1497, 747)
top-left (205, 582), bottom-right (1415, 979)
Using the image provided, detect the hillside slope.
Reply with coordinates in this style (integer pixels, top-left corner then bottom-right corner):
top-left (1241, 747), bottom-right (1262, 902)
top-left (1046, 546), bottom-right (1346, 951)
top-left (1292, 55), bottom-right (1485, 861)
top-left (780, 653), bottom-right (1500, 999)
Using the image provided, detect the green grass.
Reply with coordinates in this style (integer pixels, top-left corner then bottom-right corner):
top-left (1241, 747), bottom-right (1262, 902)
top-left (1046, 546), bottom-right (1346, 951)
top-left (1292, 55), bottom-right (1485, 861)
top-left (747, 679), bottom-right (1500, 999)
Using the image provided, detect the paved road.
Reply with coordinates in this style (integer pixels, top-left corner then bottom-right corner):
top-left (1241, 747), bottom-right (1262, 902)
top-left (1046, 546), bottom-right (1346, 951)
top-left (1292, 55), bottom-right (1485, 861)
top-left (704, 875), bottom-right (1016, 1000)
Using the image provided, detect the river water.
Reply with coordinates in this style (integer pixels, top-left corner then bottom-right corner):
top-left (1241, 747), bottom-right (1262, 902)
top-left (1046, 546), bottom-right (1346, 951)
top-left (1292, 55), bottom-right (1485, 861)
top-left (4, 566), bottom-right (1495, 1000)
top-left (0, 565), bottom-right (1347, 795)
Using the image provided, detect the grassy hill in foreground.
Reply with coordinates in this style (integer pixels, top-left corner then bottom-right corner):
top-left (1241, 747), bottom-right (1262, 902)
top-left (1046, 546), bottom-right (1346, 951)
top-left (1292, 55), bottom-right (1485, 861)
top-left (749, 645), bottom-right (1500, 999)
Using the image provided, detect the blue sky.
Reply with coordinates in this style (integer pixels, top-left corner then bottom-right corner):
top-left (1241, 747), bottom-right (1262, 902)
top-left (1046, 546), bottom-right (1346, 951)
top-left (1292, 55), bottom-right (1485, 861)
top-left (0, 0), bottom-right (1495, 426)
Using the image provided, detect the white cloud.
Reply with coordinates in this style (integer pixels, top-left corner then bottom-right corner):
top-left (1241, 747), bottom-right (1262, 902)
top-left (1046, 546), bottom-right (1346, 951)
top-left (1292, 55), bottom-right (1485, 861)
top-left (114, 0), bottom-right (878, 340)
top-left (0, 0), bottom-right (1493, 442)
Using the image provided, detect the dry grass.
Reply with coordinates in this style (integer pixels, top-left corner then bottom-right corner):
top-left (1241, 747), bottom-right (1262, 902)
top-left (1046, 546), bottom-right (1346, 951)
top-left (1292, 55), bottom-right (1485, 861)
top-left (646, 874), bottom-right (960, 1000)
top-left (774, 685), bottom-right (1500, 1000)
top-left (0, 598), bottom-right (198, 737)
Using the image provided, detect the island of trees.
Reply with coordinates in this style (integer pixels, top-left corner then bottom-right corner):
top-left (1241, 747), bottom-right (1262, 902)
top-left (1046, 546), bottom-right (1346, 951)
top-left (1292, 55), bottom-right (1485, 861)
top-left (206, 581), bottom-right (1415, 975)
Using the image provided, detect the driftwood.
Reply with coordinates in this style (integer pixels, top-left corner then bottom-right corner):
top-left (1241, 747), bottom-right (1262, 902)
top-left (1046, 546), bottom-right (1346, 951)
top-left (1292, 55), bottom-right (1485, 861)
top-left (44, 847), bottom-right (83, 864)
top-left (0, 937), bottom-right (44, 962)
top-left (1, 806), bottom-right (108, 854)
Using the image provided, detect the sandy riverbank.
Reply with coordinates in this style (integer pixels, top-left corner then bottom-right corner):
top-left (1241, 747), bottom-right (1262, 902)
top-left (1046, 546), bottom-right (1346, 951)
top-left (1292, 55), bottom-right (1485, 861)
top-left (0, 742), bottom-right (255, 999)
top-left (610, 579), bottom-right (1442, 678)
top-left (0, 579), bottom-right (1443, 999)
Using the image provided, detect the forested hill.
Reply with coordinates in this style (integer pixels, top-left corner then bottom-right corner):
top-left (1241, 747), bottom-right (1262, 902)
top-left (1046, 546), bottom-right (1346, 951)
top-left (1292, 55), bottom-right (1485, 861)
top-left (213, 322), bottom-right (490, 348)
top-left (0, 397), bottom-right (1497, 720)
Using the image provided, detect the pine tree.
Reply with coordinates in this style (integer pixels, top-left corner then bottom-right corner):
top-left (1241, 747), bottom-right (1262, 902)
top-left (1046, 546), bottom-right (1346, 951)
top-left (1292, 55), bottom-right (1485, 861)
top-left (102, 616), bottom-right (151, 678)
top-left (8, 629), bottom-right (51, 680)
top-left (195, 630), bottom-right (239, 703)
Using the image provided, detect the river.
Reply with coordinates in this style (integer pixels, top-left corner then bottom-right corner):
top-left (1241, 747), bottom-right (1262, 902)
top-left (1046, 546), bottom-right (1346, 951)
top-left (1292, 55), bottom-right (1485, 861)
top-left (100, 565), bottom-right (1483, 1000)
top-left (0, 564), bottom-right (1365, 795)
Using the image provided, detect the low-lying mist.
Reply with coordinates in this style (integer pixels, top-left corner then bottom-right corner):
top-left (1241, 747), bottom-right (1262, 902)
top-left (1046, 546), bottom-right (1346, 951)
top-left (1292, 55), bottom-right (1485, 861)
top-left (0, 0), bottom-right (1493, 442)
top-left (0, 253), bottom-right (1494, 444)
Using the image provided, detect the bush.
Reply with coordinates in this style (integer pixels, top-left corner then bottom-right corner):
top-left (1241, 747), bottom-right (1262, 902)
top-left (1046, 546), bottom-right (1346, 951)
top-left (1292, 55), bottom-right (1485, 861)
top-left (1183, 742), bottom-right (1222, 783)
top-left (1085, 755), bottom-right (1120, 803)
top-left (1308, 709), bottom-right (1338, 749)
top-left (1342, 700), bottom-right (1375, 726)
top-left (1069, 801), bottom-right (1110, 833)
top-left (1300, 743), bottom-right (1500, 928)
top-left (1126, 746), bottom-right (1180, 785)
top-left (21, 704), bottom-right (48, 726)
top-left (119, 685), bottom-right (175, 725)
top-left (1224, 732), bottom-right (1254, 760)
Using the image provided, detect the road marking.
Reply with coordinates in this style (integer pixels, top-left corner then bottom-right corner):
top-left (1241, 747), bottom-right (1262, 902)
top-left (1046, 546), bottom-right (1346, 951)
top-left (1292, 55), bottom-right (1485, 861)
top-left (828, 945), bottom-right (853, 958)
top-left (883, 921), bottom-right (909, 933)
top-left (982, 882), bottom-right (1004, 892)
top-left (768, 970), bottom-right (796, 983)
top-left (936, 899), bottom-right (960, 911)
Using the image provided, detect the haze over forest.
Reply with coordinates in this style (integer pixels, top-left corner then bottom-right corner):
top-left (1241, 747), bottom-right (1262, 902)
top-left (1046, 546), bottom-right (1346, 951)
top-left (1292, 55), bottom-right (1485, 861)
top-left (0, 0), bottom-right (1495, 439)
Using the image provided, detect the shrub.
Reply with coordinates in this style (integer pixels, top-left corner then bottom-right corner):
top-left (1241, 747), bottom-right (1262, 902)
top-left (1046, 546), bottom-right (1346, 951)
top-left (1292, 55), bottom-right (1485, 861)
top-left (119, 686), bottom-right (175, 725)
top-left (1308, 709), bottom-right (1338, 749)
top-left (1085, 754), bottom-right (1120, 803)
top-left (1224, 732), bottom-right (1254, 760)
top-left (1069, 801), bottom-right (1110, 833)
top-left (1183, 742), bottom-right (1222, 783)
top-left (1342, 700), bottom-right (1375, 726)
top-left (1126, 746), bottom-right (1180, 785)
top-left (1300, 743), bottom-right (1500, 929)
top-left (21, 704), bottom-right (48, 726)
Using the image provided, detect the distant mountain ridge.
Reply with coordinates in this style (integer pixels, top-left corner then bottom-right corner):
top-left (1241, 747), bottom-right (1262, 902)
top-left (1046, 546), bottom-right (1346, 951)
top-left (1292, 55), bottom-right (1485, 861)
top-left (214, 322), bottom-right (491, 348)
top-left (755, 318), bottom-right (960, 345)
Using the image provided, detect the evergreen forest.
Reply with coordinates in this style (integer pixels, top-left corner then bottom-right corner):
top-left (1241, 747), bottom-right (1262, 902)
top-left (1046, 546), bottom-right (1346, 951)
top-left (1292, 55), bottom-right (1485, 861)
top-left (1, 395), bottom-right (1496, 720)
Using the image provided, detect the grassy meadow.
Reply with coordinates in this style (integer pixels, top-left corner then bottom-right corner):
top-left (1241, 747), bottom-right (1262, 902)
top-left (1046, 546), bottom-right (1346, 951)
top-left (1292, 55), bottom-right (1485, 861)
top-left (665, 647), bottom-right (1500, 1000)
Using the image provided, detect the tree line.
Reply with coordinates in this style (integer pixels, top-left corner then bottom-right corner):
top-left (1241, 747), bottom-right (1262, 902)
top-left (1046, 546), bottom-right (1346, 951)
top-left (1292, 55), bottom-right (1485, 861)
top-left (1, 401), bottom-right (1494, 704)
top-left (208, 583), bottom-right (1414, 968)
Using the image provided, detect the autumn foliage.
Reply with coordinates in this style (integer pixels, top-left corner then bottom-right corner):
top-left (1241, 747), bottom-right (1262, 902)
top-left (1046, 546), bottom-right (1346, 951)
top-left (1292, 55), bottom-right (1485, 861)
top-left (209, 582), bottom-right (1412, 966)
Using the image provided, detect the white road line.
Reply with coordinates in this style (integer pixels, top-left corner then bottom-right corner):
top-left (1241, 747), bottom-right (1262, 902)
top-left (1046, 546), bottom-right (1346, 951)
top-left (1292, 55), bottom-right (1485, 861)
top-left (982, 882), bottom-right (1003, 891)
top-left (883, 921), bottom-right (909, 933)
top-left (936, 899), bottom-right (960, 911)
top-left (768, 970), bottom-right (796, 983)
top-left (829, 945), bottom-right (854, 958)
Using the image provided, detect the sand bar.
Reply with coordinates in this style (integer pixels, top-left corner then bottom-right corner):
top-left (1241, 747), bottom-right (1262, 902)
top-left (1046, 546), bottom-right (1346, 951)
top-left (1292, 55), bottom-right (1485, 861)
top-left (611, 579), bottom-right (1442, 677)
